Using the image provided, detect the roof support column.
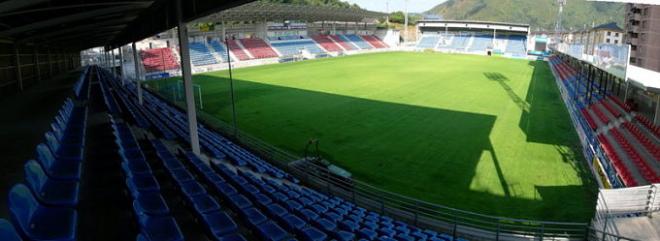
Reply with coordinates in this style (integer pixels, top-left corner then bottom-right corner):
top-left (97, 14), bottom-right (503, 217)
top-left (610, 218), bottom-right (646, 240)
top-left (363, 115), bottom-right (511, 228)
top-left (48, 48), bottom-right (53, 76)
top-left (221, 22), bottom-right (226, 41)
top-left (112, 49), bottom-right (117, 76)
top-left (34, 47), bottom-right (41, 82)
top-left (493, 29), bottom-right (496, 50)
top-left (132, 42), bottom-right (143, 105)
top-left (14, 44), bottom-right (23, 91)
top-left (176, 0), bottom-right (201, 155)
top-left (59, 50), bottom-right (64, 72)
top-left (654, 95), bottom-right (659, 126)
top-left (119, 46), bottom-right (125, 85)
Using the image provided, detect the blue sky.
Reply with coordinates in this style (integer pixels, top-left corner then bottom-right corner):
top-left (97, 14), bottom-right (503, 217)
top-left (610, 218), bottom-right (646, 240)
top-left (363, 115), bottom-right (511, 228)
top-left (344, 0), bottom-right (447, 13)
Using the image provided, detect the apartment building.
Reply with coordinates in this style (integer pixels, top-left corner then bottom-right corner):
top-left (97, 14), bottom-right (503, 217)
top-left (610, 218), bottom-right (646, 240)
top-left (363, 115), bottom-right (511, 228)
top-left (559, 22), bottom-right (624, 55)
top-left (625, 4), bottom-right (660, 72)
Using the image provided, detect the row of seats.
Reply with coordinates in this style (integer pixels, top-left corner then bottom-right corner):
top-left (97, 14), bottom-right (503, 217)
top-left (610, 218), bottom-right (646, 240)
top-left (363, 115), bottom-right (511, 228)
top-left (468, 35), bottom-right (493, 52)
top-left (226, 40), bottom-right (252, 61)
top-left (140, 48), bottom-right (180, 73)
top-left (99, 67), bottom-right (466, 241)
top-left (1, 88), bottom-right (89, 241)
top-left (417, 35), bottom-right (440, 49)
top-left (635, 115), bottom-right (660, 140)
top-left (239, 38), bottom-right (279, 59)
top-left (311, 35), bottom-right (343, 52)
top-left (597, 134), bottom-right (638, 186)
top-left (209, 40), bottom-right (231, 62)
top-left (343, 34), bottom-right (372, 49)
top-left (505, 35), bottom-right (527, 56)
top-left (268, 35), bottom-right (306, 41)
top-left (448, 35), bottom-right (470, 50)
top-left (622, 122), bottom-right (660, 161)
top-left (416, 33), bottom-right (527, 56)
top-left (329, 35), bottom-right (356, 51)
top-left (270, 39), bottom-right (326, 56)
top-left (549, 56), bottom-right (659, 187)
top-left (361, 35), bottom-right (388, 49)
top-left (73, 67), bottom-right (90, 100)
top-left (609, 129), bottom-right (659, 184)
top-left (113, 119), bottom-right (187, 241)
top-left (189, 42), bottom-right (218, 66)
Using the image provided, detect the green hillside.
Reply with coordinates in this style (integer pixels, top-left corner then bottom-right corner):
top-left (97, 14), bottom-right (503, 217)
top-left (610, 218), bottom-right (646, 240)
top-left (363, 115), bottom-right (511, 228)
top-left (261, 0), bottom-right (360, 9)
top-left (426, 0), bottom-right (624, 31)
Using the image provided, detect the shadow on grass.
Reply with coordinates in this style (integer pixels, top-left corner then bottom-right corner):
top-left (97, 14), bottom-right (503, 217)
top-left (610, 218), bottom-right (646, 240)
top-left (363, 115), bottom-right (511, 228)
top-left (147, 64), bottom-right (596, 221)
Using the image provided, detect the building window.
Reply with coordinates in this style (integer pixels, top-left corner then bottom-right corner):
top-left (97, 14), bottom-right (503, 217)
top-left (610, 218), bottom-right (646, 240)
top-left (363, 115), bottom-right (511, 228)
top-left (615, 40), bottom-right (618, 44)
top-left (606, 39), bottom-right (611, 43)
top-left (607, 31), bottom-right (611, 36)
top-left (615, 33), bottom-right (619, 37)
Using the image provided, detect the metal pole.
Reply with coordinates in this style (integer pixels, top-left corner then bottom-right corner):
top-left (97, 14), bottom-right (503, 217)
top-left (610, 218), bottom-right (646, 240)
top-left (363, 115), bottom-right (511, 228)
top-left (177, 0), bottom-right (201, 155)
top-left (48, 48), bottom-right (53, 76)
top-left (119, 46), bottom-right (125, 85)
top-left (34, 47), bottom-right (41, 82)
top-left (132, 42), bottom-right (143, 105)
top-left (225, 35), bottom-right (238, 137)
top-left (654, 96), bottom-right (660, 126)
top-left (404, 0), bottom-right (409, 42)
top-left (14, 44), bottom-right (23, 91)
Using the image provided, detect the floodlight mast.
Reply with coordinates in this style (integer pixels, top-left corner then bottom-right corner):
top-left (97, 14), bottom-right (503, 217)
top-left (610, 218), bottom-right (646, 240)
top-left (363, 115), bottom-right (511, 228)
top-left (386, 0), bottom-right (390, 24)
top-left (555, 0), bottom-right (568, 42)
top-left (404, 0), bottom-right (409, 42)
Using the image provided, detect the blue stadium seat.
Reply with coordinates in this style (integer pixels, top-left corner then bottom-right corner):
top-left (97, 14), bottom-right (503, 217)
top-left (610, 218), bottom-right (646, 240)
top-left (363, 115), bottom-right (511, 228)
top-left (301, 227), bottom-right (326, 241)
top-left (0, 219), bottom-right (22, 241)
top-left (180, 181), bottom-right (207, 197)
top-left (122, 159), bottom-right (153, 177)
top-left (358, 228), bottom-right (378, 240)
top-left (44, 131), bottom-right (84, 162)
top-left (133, 193), bottom-right (170, 216)
top-left (241, 208), bottom-right (267, 226)
top-left (312, 218), bottom-right (336, 233)
top-left (219, 233), bottom-right (248, 241)
top-left (280, 214), bottom-right (306, 232)
top-left (256, 221), bottom-right (288, 241)
top-left (8, 184), bottom-right (77, 241)
top-left (190, 195), bottom-right (221, 214)
top-left (333, 230), bottom-right (355, 241)
top-left (127, 175), bottom-right (161, 197)
top-left (35, 144), bottom-right (81, 181)
top-left (228, 194), bottom-right (253, 210)
top-left (139, 216), bottom-right (184, 241)
top-left (24, 160), bottom-right (79, 207)
top-left (265, 203), bottom-right (288, 218)
top-left (202, 211), bottom-right (238, 239)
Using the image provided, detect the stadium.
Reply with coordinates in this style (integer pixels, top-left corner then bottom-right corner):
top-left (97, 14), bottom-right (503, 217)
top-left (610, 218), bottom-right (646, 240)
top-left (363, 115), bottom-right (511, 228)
top-left (0, 0), bottom-right (658, 241)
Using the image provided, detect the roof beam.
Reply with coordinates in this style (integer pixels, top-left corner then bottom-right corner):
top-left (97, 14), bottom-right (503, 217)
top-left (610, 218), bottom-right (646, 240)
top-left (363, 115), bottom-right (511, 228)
top-left (0, 2), bottom-right (152, 36)
top-left (0, 2), bottom-right (152, 18)
top-left (0, 0), bottom-right (49, 14)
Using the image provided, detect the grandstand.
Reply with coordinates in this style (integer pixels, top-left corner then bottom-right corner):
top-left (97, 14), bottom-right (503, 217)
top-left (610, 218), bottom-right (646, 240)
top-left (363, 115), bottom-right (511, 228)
top-left (1, 1), bottom-right (658, 241)
top-left (416, 20), bottom-right (530, 57)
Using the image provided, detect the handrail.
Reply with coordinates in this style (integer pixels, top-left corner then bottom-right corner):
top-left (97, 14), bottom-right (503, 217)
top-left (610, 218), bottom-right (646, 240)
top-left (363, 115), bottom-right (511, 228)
top-left (138, 74), bottom-right (642, 241)
top-left (173, 99), bottom-right (591, 240)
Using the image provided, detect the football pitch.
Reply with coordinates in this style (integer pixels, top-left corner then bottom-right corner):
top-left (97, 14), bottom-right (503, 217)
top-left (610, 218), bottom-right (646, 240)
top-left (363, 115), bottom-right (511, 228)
top-left (148, 52), bottom-right (597, 222)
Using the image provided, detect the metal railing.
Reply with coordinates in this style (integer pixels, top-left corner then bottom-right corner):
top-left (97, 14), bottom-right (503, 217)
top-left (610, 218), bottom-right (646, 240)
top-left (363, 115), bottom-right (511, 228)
top-left (189, 108), bottom-right (591, 241)
top-left (139, 64), bottom-right (646, 241)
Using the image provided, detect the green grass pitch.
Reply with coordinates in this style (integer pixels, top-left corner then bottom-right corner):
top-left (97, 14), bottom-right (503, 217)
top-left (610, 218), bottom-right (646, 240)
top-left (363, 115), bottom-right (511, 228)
top-left (149, 52), bottom-right (597, 221)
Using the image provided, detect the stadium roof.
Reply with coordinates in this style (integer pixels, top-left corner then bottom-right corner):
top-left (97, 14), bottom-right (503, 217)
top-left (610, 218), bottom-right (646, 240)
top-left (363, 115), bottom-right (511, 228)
top-left (202, 2), bottom-right (385, 23)
top-left (593, 22), bottom-right (623, 32)
top-left (0, 0), bottom-right (253, 51)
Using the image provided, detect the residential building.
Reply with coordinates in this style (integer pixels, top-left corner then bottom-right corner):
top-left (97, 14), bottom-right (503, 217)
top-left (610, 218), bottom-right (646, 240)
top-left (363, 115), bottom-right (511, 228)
top-left (625, 4), bottom-right (660, 72)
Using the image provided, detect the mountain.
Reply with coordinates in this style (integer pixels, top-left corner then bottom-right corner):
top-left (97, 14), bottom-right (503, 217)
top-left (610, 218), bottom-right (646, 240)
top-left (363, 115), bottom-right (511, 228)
top-left (426, 0), bottom-right (625, 31)
top-left (261, 0), bottom-right (361, 9)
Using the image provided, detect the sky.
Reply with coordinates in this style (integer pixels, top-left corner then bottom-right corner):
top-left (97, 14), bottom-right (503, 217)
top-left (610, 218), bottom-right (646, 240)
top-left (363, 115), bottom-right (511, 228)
top-left (343, 0), bottom-right (448, 13)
